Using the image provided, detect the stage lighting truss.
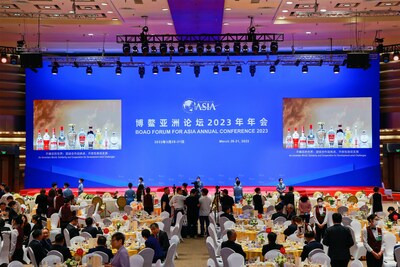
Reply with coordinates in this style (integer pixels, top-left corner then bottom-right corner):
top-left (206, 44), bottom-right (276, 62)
top-left (116, 33), bottom-right (284, 56)
top-left (380, 43), bottom-right (400, 62)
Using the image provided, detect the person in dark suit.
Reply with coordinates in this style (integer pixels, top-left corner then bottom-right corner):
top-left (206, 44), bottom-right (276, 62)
top-left (142, 229), bottom-right (165, 263)
top-left (0, 218), bottom-right (10, 240)
top-left (40, 228), bottom-right (52, 251)
top-left (31, 215), bottom-right (43, 232)
top-left (88, 236), bottom-right (113, 262)
top-left (220, 189), bottom-right (235, 213)
top-left (7, 202), bottom-right (18, 224)
top-left (220, 206), bottom-right (236, 223)
top-left (301, 231), bottom-right (323, 261)
top-left (35, 189), bottom-right (48, 216)
top-left (28, 229), bottom-right (48, 265)
top-left (286, 204), bottom-right (296, 220)
top-left (262, 232), bottom-right (283, 257)
top-left (253, 188), bottom-right (265, 214)
top-left (185, 189), bottom-right (200, 237)
top-left (150, 223), bottom-right (170, 255)
top-left (388, 206), bottom-right (399, 222)
top-left (66, 216), bottom-right (80, 239)
top-left (271, 204), bottom-right (287, 221)
top-left (323, 213), bottom-right (354, 267)
top-left (283, 186), bottom-right (295, 207)
top-left (50, 234), bottom-right (72, 261)
top-left (284, 216), bottom-right (300, 237)
top-left (221, 230), bottom-right (247, 260)
top-left (82, 217), bottom-right (103, 238)
top-left (372, 186), bottom-right (383, 214)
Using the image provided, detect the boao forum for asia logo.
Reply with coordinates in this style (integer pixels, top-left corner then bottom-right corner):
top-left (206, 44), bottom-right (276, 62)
top-left (182, 99), bottom-right (217, 113)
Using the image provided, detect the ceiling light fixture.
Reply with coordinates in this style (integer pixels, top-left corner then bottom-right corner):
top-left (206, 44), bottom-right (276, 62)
top-left (194, 65), bottom-right (200, 78)
top-left (270, 65), bottom-right (276, 74)
top-left (138, 66), bottom-right (145, 78)
top-left (152, 66), bottom-right (159, 75)
top-left (86, 66), bottom-right (93, 75)
top-left (393, 52), bottom-right (399, 61)
top-left (115, 66), bottom-right (122, 75)
top-left (175, 65), bottom-right (182, 74)
top-left (213, 65), bottom-right (219, 74)
top-left (1, 53), bottom-right (7, 64)
top-left (236, 65), bottom-right (242, 74)
top-left (302, 65), bottom-right (308, 73)
top-left (333, 65), bottom-right (340, 74)
top-left (249, 65), bottom-right (256, 77)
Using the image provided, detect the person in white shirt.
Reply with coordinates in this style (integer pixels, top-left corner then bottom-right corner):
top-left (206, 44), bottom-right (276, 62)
top-left (314, 197), bottom-right (328, 242)
top-left (169, 187), bottom-right (186, 226)
top-left (363, 214), bottom-right (385, 267)
top-left (199, 188), bottom-right (212, 237)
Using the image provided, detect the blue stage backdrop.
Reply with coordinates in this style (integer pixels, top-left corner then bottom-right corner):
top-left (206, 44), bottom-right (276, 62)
top-left (25, 56), bottom-right (381, 187)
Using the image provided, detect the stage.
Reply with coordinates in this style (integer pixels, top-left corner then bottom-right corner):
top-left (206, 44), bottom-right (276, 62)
top-left (19, 186), bottom-right (400, 201)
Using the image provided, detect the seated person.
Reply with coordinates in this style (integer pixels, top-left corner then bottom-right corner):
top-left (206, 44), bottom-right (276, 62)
top-left (300, 231), bottom-right (323, 261)
top-left (220, 206), bottom-right (236, 223)
top-left (294, 217), bottom-right (312, 238)
top-left (66, 216), bottom-right (80, 239)
top-left (284, 216), bottom-right (301, 237)
top-left (221, 230), bottom-right (247, 260)
top-left (0, 218), bottom-right (10, 240)
top-left (40, 228), bottom-right (52, 251)
top-left (31, 215), bottom-right (43, 232)
top-left (141, 229), bottom-right (165, 263)
top-left (286, 204), bottom-right (296, 220)
top-left (28, 229), bottom-right (48, 264)
top-left (88, 236), bottom-right (114, 262)
top-left (8, 201), bottom-right (19, 224)
top-left (150, 223), bottom-right (170, 255)
top-left (50, 234), bottom-right (72, 261)
top-left (82, 217), bottom-right (103, 238)
top-left (271, 204), bottom-right (287, 221)
top-left (262, 232), bottom-right (283, 257)
top-left (388, 207), bottom-right (399, 222)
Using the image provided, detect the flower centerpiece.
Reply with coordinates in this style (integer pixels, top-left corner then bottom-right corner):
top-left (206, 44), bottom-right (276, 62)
top-left (328, 197), bottom-right (335, 206)
top-left (386, 220), bottom-right (393, 230)
top-left (257, 234), bottom-right (266, 244)
top-left (275, 254), bottom-right (287, 267)
top-left (83, 194), bottom-right (95, 200)
top-left (65, 258), bottom-right (79, 267)
top-left (136, 211), bottom-right (143, 219)
top-left (249, 218), bottom-right (258, 227)
top-left (116, 222), bottom-right (123, 231)
top-left (244, 194), bottom-right (253, 205)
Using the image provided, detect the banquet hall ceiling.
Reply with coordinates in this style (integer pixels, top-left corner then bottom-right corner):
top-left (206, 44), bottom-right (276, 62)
top-left (0, 0), bottom-right (399, 52)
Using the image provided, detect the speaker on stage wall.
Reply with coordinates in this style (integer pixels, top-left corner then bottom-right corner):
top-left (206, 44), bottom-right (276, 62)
top-left (346, 53), bottom-right (370, 69)
top-left (20, 53), bottom-right (43, 69)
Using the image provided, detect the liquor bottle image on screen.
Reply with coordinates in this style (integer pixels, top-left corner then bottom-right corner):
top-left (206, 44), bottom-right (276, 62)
top-left (79, 128), bottom-right (86, 149)
top-left (299, 126), bottom-right (307, 149)
top-left (103, 128), bottom-right (110, 149)
top-left (36, 130), bottom-right (44, 150)
top-left (360, 130), bottom-right (369, 148)
top-left (58, 126), bottom-right (66, 150)
top-left (67, 124), bottom-right (77, 149)
top-left (87, 126), bottom-right (95, 149)
top-left (327, 127), bottom-right (336, 148)
top-left (344, 127), bottom-right (352, 148)
top-left (336, 125), bottom-right (344, 148)
top-left (307, 124), bottom-right (315, 148)
top-left (285, 128), bottom-right (293, 149)
top-left (110, 132), bottom-right (119, 149)
top-left (292, 128), bottom-right (299, 149)
top-left (95, 128), bottom-right (102, 149)
top-left (50, 128), bottom-right (58, 150)
top-left (317, 122), bottom-right (326, 148)
top-left (352, 125), bottom-right (359, 148)
top-left (43, 129), bottom-right (50, 150)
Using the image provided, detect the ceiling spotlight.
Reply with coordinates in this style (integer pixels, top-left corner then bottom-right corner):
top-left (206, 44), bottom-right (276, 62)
top-left (169, 45), bottom-right (175, 54)
top-left (302, 65), bottom-right (308, 73)
top-left (132, 45), bottom-right (138, 53)
top-left (213, 65), bottom-right (219, 75)
top-left (233, 42), bottom-right (241, 55)
top-left (270, 41), bottom-right (278, 54)
top-left (152, 66), bottom-right (159, 75)
top-left (138, 66), bottom-right (145, 78)
top-left (382, 53), bottom-right (390, 63)
top-left (249, 65), bottom-right (256, 77)
top-left (10, 55), bottom-right (18, 65)
top-left (178, 42), bottom-right (185, 55)
top-left (194, 65), bottom-right (200, 78)
top-left (242, 44), bottom-right (249, 53)
top-left (270, 65), bottom-right (276, 74)
top-left (333, 65), bottom-right (340, 74)
top-left (115, 66), bottom-right (122, 75)
top-left (142, 43), bottom-right (149, 55)
top-left (252, 41), bottom-right (259, 54)
top-left (86, 66), bottom-right (93, 75)
top-left (1, 53), bottom-right (7, 64)
top-left (160, 43), bottom-right (168, 55)
top-left (122, 43), bottom-right (130, 56)
top-left (51, 65), bottom-right (58, 75)
top-left (176, 65), bottom-right (182, 74)
top-left (206, 44), bottom-right (212, 54)
top-left (236, 65), bottom-right (242, 74)
top-left (197, 42), bottom-right (204, 55)
top-left (261, 44), bottom-right (267, 52)
top-left (188, 45), bottom-right (194, 53)
top-left (151, 45), bottom-right (157, 54)
top-left (224, 45), bottom-right (230, 53)
top-left (393, 52), bottom-right (399, 61)
top-left (215, 42), bottom-right (222, 54)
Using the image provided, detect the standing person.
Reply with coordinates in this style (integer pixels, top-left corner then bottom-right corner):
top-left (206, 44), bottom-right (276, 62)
top-left (35, 189), bottom-right (48, 217)
top-left (194, 177), bottom-right (203, 192)
top-left (233, 180), bottom-right (243, 204)
top-left (0, 183), bottom-right (5, 199)
top-left (124, 183), bottom-right (135, 205)
top-left (199, 188), bottom-right (212, 237)
top-left (138, 177), bottom-right (144, 187)
top-left (0, 186), bottom-right (12, 204)
top-left (47, 186), bottom-right (56, 217)
top-left (283, 186), bottom-right (295, 208)
top-left (276, 178), bottom-right (286, 195)
top-left (220, 189), bottom-right (234, 213)
top-left (161, 187), bottom-right (171, 215)
top-left (169, 187), bottom-right (186, 226)
top-left (78, 178), bottom-right (84, 196)
top-left (62, 183), bottom-right (73, 200)
top-left (143, 187), bottom-right (154, 215)
top-left (371, 186), bottom-right (383, 214)
top-left (11, 215), bottom-right (24, 263)
top-left (54, 188), bottom-right (64, 212)
top-left (298, 195), bottom-right (312, 223)
top-left (109, 232), bottom-right (129, 267)
top-left (182, 183), bottom-right (189, 196)
top-left (59, 198), bottom-right (83, 230)
top-left (363, 214), bottom-right (384, 267)
top-left (48, 183), bottom-right (58, 199)
top-left (253, 187), bottom-right (265, 214)
top-left (185, 189), bottom-right (200, 238)
top-left (314, 197), bottom-right (328, 242)
top-left (323, 213), bottom-right (354, 267)
top-left (136, 184), bottom-right (144, 202)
